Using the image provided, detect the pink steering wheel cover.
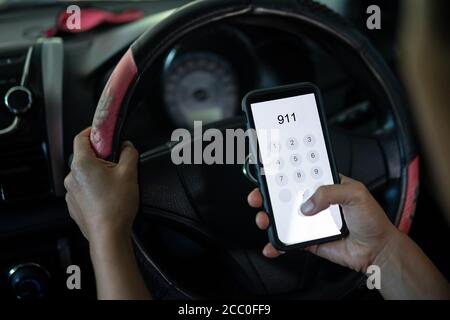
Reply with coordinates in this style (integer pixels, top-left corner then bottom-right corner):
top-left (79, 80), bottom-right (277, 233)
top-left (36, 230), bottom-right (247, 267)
top-left (90, 48), bottom-right (138, 159)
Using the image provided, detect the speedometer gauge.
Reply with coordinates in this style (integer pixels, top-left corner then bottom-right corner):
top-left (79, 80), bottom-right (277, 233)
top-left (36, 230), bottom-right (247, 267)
top-left (163, 52), bottom-right (238, 128)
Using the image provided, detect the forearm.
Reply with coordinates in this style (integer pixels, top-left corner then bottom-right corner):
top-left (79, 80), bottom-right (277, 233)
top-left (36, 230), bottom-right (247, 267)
top-left (374, 230), bottom-right (450, 300)
top-left (89, 231), bottom-right (152, 300)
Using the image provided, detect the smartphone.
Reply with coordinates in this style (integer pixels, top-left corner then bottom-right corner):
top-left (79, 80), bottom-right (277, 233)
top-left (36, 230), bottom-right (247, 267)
top-left (242, 83), bottom-right (347, 250)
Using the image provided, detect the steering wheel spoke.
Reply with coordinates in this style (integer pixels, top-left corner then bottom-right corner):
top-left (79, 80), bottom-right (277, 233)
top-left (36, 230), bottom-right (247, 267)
top-left (139, 147), bottom-right (203, 224)
top-left (331, 129), bottom-right (389, 191)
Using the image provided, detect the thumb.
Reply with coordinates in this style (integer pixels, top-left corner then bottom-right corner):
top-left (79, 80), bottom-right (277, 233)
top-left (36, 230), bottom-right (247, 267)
top-left (301, 176), bottom-right (366, 215)
top-left (73, 127), bottom-right (96, 164)
top-left (118, 141), bottom-right (139, 172)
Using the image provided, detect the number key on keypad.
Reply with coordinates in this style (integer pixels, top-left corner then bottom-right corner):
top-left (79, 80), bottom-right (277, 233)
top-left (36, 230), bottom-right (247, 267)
top-left (311, 166), bottom-right (323, 179)
top-left (293, 170), bottom-right (306, 183)
top-left (276, 173), bottom-right (288, 186)
top-left (286, 137), bottom-right (298, 150)
top-left (307, 150), bottom-right (320, 163)
top-left (272, 158), bottom-right (284, 170)
top-left (270, 141), bottom-right (281, 153)
top-left (290, 154), bottom-right (302, 166)
top-left (303, 134), bottom-right (315, 147)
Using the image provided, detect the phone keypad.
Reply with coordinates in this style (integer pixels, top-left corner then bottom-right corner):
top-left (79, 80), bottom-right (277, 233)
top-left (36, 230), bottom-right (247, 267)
top-left (251, 93), bottom-right (342, 243)
top-left (269, 135), bottom-right (326, 207)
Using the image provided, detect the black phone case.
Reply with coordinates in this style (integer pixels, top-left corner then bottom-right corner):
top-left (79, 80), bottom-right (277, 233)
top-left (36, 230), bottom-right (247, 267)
top-left (242, 82), bottom-right (348, 251)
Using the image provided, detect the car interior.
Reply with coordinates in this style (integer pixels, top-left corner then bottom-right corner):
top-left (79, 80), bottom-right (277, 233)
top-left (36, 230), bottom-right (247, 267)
top-left (0, 0), bottom-right (448, 300)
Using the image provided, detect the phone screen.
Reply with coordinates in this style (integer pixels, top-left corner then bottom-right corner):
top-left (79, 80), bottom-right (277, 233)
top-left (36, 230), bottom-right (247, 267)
top-left (250, 93), bottom-right (343, 246)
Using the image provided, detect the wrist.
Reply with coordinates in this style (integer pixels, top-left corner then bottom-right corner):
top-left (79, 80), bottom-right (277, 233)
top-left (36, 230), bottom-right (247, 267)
top-left (89, 226), bottom-right (133, 257)
top-left (89, 219), bottom-right (132, 242)
top-left (372, 226), bottom-right (403, 270)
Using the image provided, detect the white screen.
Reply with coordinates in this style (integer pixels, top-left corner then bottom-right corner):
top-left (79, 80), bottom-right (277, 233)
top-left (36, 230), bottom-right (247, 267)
top-left (251, 93), bottom-right (342, 246)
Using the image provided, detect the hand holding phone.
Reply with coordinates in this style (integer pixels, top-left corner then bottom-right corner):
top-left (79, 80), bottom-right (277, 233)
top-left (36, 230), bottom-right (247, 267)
top-left (243, 83), bottom-right (347, 250)
top-left (247, 174), bottom-right (400, 274)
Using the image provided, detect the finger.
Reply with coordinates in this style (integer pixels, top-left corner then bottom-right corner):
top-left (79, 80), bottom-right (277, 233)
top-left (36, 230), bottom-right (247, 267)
top-left (73, 127), bottom-right (96, 164)
top-left (118, 141), bottom-right (139, 173)
top-left (339, 174), bottom-right (354, 185)
top-left (97, 158), bottom-right (117, 167)
top-left (255, 211), bottom-right (270, 230)
top-left (305, 244), bottom-right (319, 255)
top-left (300, 178), bottom-right (368, 215)
top-left (65, 193), bottom-right (88, 239)
top-left (63, 173), bottom-right (72, 191)
top-left (247, 188), bottom-right (262, 208)
top-left (64, 173), bottom-right (78, 192)
top-left (305, 240), bottom-right (348, 267)
top-left (65, 193), bottom-right (77, 221)
top-left (262, 243), bottom-right (282, 258)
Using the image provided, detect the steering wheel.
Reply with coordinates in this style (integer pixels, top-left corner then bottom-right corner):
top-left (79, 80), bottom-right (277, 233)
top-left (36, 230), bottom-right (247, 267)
top-left (90, 0), bottom-right (419, 299)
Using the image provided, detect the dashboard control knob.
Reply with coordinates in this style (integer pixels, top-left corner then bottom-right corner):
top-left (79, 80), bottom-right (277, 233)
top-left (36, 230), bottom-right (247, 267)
top-left (4, 86), bottom-right (33, 114)
top-left (8, 263), bottom-right (50, 300)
